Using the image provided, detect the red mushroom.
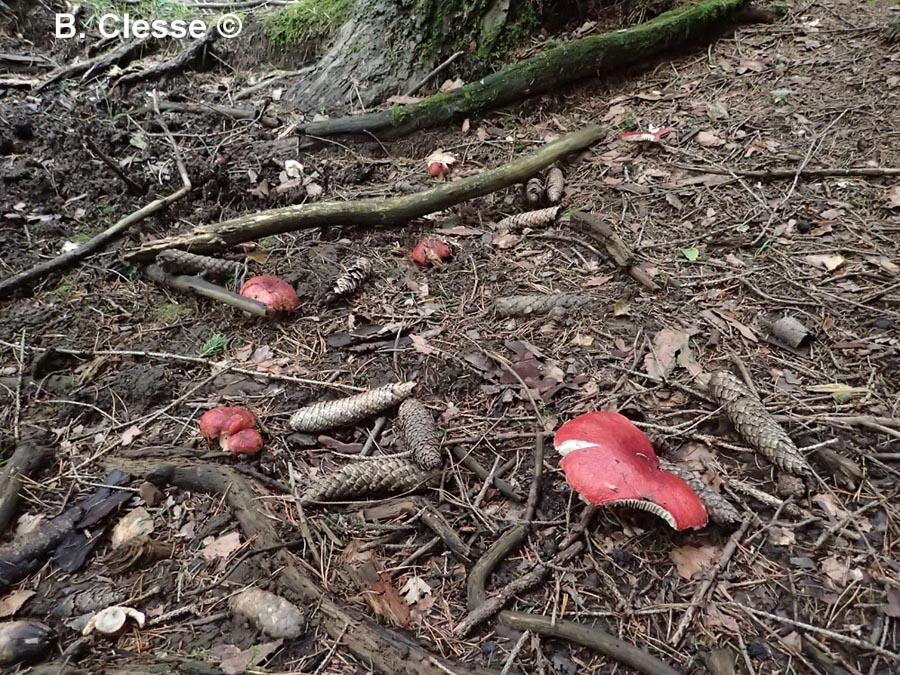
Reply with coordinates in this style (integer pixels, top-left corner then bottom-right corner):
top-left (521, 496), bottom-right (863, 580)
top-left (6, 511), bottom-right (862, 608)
top-left (554, 412), bottom-right (707, 530)
top-left (424, 150), bottom-right (457, 180)
top-left (222, 428), bottom-right (264, 455)
top-left (239, 275), bottom-right (299, 313)
top-left (198, 406), bottom-right (262, 456)
top-left (411, 239), bottom-right (451, 267)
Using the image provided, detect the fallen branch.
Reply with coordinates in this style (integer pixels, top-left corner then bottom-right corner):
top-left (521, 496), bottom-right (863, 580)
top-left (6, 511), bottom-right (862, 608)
top-left (465, 523), bottom-right (681, 675)
top-left (131, 100), bottom-right (281, 129)
top-left (0, 436), bottom-right (52, 538)
top-left (143, 264), bottom-right (267, 317)
top-left (145, 463), bottom-right (501, 675)
top-left (570, 211), bottom-right (659, 290)
top-left (0, 93), bottom-right (192, 300)
top-left (299, 0), bottom-right (745, 142)
top-left (126, 124), bottom-right (605, 261)
top-left (677, 163), bottom-right (900, 179)
top-left (114, 33), bottom-right (216, 89)
top-left (36, 38), bottom-right (151, 90)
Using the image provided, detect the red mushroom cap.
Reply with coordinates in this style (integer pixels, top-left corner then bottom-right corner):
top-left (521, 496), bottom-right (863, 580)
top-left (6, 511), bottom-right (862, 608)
top-left (199, 406), bottom-right (257, 439)
top-left (222, 428), bottom-right (264, 455)
top-left (239, 275), bottom-right (299, 313)
top-left (554, 412), bottom-right (708, 530)
top-left (411, 239), bottom-right (452, 267)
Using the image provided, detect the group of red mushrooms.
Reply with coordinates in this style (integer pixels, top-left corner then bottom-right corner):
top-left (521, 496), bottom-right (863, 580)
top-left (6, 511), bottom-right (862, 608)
top-left (198, 401), bottom-right (709, 531)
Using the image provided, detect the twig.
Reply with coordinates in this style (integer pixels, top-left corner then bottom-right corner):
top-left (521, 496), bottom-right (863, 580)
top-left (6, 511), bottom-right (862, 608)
top-left (728, 603), bottom-right (900, 660)
top-left (728, 353), bottom-right (759, 399)
top-left (676, 163), bottom-right (900, 179)
top-left (143, 264), bottom-right (268, 316)
top-left (13, 331), bottom-right (25, 441)
top-left (752, 110), bottom-right (847, 246)
top-left (405, 51), bottom-right (464, 96)
top-left (670, 516), bottom-right (752, 645)
top-left (84, 136), bottom-right (147, 195)
top-left (0, 341), bottom-right (363, 393)
top-left (0, 92), bottom-right (192, 298)
top-left (500, 630), bottom-right (530, 675)
top-left (450, 446), bottom-right (523, 502)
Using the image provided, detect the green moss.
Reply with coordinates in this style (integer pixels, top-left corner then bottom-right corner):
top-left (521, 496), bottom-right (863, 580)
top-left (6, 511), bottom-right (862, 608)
top-left (46, 283), bottom-right (73, 297)
top-left (152, 303), bottom-right (190, 322)
top-left (264, 0), bottom-right (352, 52)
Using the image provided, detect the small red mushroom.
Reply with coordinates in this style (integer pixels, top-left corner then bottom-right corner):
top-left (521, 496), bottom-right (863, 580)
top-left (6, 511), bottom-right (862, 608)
top-left (198, 406), bottom-right (262, 456)
top-left (222, 428), bottom-right (264, 455)
top-left (424, 150), bottom-right (457, 180)
top-left (239, 275), bottom-right (299, 313)
top-left (554, 412), bottom-right (707, 530)
top-left (411, 238), bottom-right (451, 267)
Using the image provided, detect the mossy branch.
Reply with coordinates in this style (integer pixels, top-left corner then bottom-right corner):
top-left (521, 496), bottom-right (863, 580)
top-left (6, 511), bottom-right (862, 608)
top-left (299, 0), bottom-right (746, 142)
top-left (126, 124), bottom-right (606, 261)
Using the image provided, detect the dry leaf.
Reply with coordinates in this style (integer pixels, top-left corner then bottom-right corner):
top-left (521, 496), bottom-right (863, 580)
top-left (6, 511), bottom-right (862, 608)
top-left (644, 329), bottom-right (691, 378)
top-left (886, 185), bottom-right (900, 209)
top-left (670, 544), bottom-right (721, 580)
top-left (111, 507), bottom-right (154, 549)
top-left (884, 587), bottom-right (900, 618)
top-left (570, 334), bottom-right (594, 347)
top-left (491, 232), bottom-right (521, 249)
top-left (804, 254), bottom-right (845, 271)
top-left (696, 131), bottom-right (725, 147)
top-left (582, 274), bottom-right (612, 288)
top-left (409, 334), bottom-right (435, 355)
top-left (401, 576), bottom-right (432, 605)
top-left (812, 493), bottom-right (850, 520)
top-left (704, 604), bottom-right (740, 632)
top-left (0, 590), bottom-right (35, 618)
top-left (119, 425), bottom-right (142, 446)
top-left (821, 556), bottom-right (863, 587)
top-left (202, 531), bottom-right (242, 561)
top-left (770, 526), bottom-right (796, 546)
top-left (218, 641), bottom-right (283, 675)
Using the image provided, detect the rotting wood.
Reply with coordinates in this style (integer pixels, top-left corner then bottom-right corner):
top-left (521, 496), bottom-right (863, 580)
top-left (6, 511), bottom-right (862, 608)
top-left (131, 100), bottom-right (281, 129)
top-left (145, 464), bottom-right (502, 675)
top-left (114, 32), bottom-right (217, 89)
top-left (0, 435), bottom-right (52, 538)
top-left (297, 0), bottom-right (746, 143)
top-left (36, 38), bottom-right (151, 90)
top-left (125, 125), bottom-right (606, 261)
top-left (570, 211), bottom-right (659, 290)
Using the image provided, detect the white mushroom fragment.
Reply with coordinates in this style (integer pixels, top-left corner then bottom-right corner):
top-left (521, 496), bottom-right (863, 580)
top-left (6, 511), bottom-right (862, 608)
top-left (82, 606), bottom-right (146, 636)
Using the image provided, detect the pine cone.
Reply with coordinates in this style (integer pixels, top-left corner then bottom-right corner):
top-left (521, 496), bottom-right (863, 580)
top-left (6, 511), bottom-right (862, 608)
top-left (327, 257), bottom-right (371, 303)
top-left (525, 176), bottom-right (544, 206)
top-left (660, 460), bottom-right (741, 525)
top-left (722, 397), bottom-right (810, 476)
top-left (494, 293), bottom-right (589, 318)
top-left (545, 167), bottom-right (565, 204)
top-left (707, 370), bottom-right (755, 404)
top-left (497, 206), bottom-right (560, 231)
top-left (300, 458), bottom-right (435, 505)
top-left (289, 382), bottom-right (415, 432)
top-left (155, 250), bottom-right (242, 281)
top-left (709, 370), bottom-right (811, 477)
top-left (397, 398), bottom-right (442, 470)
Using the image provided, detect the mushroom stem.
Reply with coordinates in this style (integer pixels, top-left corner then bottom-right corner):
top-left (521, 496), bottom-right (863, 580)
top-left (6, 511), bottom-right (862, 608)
top-left (144, 265), bottom-right (268, 316)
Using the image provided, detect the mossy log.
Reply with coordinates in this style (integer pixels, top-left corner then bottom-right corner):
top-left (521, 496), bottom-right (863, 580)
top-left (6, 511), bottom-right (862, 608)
top-left (300, 0), bottom-right (746, 142)
top-left (127, 124), bottom-right (605, 261)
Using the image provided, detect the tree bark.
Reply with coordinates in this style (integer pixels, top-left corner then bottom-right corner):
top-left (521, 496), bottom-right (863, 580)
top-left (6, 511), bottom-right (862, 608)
top-left (300, 0), bottom-right (746, 142)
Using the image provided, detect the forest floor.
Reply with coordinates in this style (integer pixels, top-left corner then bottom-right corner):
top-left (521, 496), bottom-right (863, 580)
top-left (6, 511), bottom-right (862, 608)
top-left (0, 0), bottom-right (898, 674)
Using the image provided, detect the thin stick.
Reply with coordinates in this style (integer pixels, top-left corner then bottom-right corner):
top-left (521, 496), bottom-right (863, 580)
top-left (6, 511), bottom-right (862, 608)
top-left (670, 515), bottom-right (752, 646)
top-left (729, 604), bottom-right (900, 660)
top-left (13, 331), bottom-right (25, 442)
top-left (500, 630), bottom-right (530, 675)
top-left (405, 51), bottom-right (464, 96)
top-left (84, 135), bottom-right (146, 194)
top-left (144, 264), bottom-right (268, 316)
top-left (676, 163), bottom-right (900, 179)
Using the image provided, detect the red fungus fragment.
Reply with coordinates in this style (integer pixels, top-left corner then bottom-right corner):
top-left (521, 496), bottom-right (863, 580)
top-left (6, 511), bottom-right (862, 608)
top-left (239, 275), bottom-right (299, 313)
top-left (198, 406), bottom-right (262, 456)
top-left (222, 428), bottom-right (264, 455)
top-left (428, 162), bottom-right (449, 178)
top-left (411, 239), bottom-right (451, 267)
top-left (554, 412), bottom-right (707, 530)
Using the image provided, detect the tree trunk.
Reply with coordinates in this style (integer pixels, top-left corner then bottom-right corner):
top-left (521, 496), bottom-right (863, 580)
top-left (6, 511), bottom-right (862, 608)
top-left (260, 0), bottom-right (541, 113)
